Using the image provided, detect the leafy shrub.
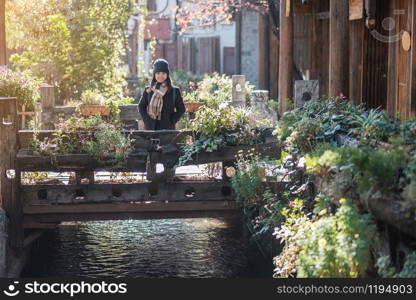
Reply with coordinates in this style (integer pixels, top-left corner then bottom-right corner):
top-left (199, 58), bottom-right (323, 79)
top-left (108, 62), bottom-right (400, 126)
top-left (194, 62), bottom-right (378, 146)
top-left (170, 70), bottom-right (203, 93)
top-left (296, 198), bottom-right (377, 278)
top-left (306, 146), bottom-right (407, 193)
top-left (286, 118), bottom-right (321, 153)
top-left (197, 72), bottom-right (254, 108)
top-left (0, 67), bottom-right (40, 110)
top-left (231, 149), bottom-right (266, 204)
top-left (31, 115), bottom-right (134, 168)
top-left (178, 105), bottom-right (264, 166)
top-left (402, 152), bottom-right (416, 204)
top-left (273, 199), bottom-right (311, 278)
top-left (80, 90), bottom-right (105, 105)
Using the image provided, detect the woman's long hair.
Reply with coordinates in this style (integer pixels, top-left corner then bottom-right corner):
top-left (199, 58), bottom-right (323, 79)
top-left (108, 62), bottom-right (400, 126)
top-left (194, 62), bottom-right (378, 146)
top-left (150, 73), bottom-right (173, 93)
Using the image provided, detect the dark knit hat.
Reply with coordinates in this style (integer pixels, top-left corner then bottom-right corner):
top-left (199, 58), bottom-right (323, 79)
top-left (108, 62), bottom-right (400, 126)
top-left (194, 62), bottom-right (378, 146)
top-left (153, 58), bottom-right (170, 74)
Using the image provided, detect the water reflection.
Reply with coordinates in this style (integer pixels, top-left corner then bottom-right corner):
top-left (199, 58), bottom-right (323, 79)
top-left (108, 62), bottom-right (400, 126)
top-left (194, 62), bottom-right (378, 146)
top-left (22, 218), bottom-right (272, 278)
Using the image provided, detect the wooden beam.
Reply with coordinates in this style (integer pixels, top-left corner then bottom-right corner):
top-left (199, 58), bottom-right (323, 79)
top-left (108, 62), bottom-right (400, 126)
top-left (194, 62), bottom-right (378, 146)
top-left (410, 0), bottom-right (416, 118)
top-left (329, 0), bottom-right (350, 97)
top-left (278, 0), bottom-right (294, 115)
top-left (21, 181), bottom-right (236, 204)
top-left (17, 141), bottom-right (280, 172)
top-left (0, 0), bottom-right (6, 66)
top-left (386, 0), bottom-right (398, 116)
top-left (18, 129), bottom-right (192, 149)
top-left (0, 97), bottom-right (23, 255)
top-left (23, 222), bottom-right (58, 229)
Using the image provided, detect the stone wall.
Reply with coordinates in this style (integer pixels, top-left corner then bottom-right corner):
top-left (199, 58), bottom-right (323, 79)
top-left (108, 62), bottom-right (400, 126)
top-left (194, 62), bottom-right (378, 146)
top-left (241, 9), bottom-right (259, 88)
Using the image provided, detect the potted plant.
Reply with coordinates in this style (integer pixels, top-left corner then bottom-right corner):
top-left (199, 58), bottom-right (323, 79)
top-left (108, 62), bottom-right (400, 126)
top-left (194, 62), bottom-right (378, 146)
top-left (183, 90), bottom-right (205, 113)
top-left (79, 90), bottom-right (110, 116)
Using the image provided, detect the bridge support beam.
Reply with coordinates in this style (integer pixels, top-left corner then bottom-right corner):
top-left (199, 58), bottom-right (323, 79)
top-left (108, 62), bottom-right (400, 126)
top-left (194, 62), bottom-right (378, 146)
top-left (0, 97), bottom-right (23, 257)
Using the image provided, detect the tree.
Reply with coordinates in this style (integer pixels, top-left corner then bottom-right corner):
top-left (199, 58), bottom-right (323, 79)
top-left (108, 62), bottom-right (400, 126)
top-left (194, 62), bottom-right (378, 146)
top-left (6, 0), bottom-right (135, 102)
top-left (174, 0), bottom-right (279, 37)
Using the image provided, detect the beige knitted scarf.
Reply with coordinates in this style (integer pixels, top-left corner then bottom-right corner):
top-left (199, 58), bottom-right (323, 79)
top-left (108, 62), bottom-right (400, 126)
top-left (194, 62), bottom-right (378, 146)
top-left (147, 82), bottom-right (168, 120)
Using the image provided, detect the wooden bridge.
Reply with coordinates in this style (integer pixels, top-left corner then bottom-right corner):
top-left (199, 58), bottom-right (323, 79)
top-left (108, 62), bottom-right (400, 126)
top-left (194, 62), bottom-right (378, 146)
top-left (0, 97), bottom-right (280, 256)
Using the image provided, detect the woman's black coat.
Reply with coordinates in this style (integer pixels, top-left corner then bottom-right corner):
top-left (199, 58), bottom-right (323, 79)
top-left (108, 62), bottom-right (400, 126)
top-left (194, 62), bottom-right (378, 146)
top-left (137, 86), bottom-right (185, 130)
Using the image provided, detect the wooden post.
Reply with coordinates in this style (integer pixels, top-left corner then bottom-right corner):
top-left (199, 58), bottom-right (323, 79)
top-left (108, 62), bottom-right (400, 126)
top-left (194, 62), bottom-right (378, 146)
top-left (39, 83), bottom-right (55, 130)
top-left (278, 0), bottom-right (294, 115)
top-left (0, 97), bottom-right (23, 256)
top-left (410, 0), bottom-right (416, 118)
top-left (0, 208), bottom-right (6, 277)
top-left (0, 0), bottom-right (6, 66)
top-left (34, 102), bottom-right (41, 129)
top-left (329, 0), bottom-right (350, 97)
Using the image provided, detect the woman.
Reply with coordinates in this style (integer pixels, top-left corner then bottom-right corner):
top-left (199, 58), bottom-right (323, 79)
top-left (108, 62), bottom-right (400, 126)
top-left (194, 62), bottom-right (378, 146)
top-left (138, 59), bottom-right (185, 130)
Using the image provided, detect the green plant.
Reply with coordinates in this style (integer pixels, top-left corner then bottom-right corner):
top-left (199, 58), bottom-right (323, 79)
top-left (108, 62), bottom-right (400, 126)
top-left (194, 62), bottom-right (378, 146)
top-left (196, 72), bottom-right (254, 108)
top-left (273, 198), bottom-right (311, 278)
top-left (296, 198), bottom-right (377, 278)
top-left (267, 99), bottom-right (279, 113)
top-left (80, 90), bottom-right (105, 105)
top-left (286, 118), bottom-right (321, 154)
top-left (0, 67), bottom-right (40, 111)
top-left (376, 252), bottom-right (416, 278)
top-left (306, 146), bottom-right (407, 194)
top-left (31, 115), bottom-right (134, 168)
top-left (402, 152), bottom-right (416, 204)
top-left (83, 126), bottom-right (133, 167)
top-left (231, 149), bottom-right (267, 204)
top-left (179, 105), bottom-right (263, 165)
top-left (182, 90), bottom-right (204, 104)
top-left (170, 70), bottom-right (203, 93)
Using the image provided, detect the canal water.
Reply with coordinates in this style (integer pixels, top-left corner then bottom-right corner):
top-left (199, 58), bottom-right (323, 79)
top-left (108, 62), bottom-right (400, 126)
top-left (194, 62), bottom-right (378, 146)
top-left (22, 218), bottom-right (273, 278)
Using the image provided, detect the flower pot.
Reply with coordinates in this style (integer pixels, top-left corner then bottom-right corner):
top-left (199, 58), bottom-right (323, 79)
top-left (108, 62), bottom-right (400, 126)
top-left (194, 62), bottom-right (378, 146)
top-left (79, 105), bottom-right (111, 116)
top-left (185, 102), bottom-right (204, 113)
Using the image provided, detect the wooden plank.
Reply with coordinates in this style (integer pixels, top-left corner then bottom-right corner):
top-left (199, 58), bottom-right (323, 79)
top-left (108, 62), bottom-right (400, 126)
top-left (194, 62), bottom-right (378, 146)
top-left (18, 129), bottom-right (192, 149)
top-left (17, 140), bottom-right (279, 171)
top-left (315, 11), bottom-right (329, 20)
top-left (329, 0), bottom-right (350, 97)
top-left (278, 0), bottom-right (294, 114)
top-left (119, 105), bottom-right (139, 121)
top-left (0, 0), bottom-right (6, 66)
top-left (21, 181), bottom-right (235, 205)
top-left (17, 150), bottom-right (148, 172)
top-left (0, 97), bottom-right (23, 254)
top-left (39, 84), bottom-right (55, 130)
top-left (223, 47), bottom-right (236, 76)
top-left (349, 19), bottom-right (364, 105)
top-left (387, 0), bottom-right (398, 115)
top-left (396, 0), bottom-right (410, 119)
top-left (269, 24), bottom-right (279, 100)
top-left (410, 0), bottom-right (416, 117)
top-left (23, 222), bottom-right (58, 229)
top-left (186, 142), bottom-right (280, 166)
top-left (24, 201), bottom-right (239, 214)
